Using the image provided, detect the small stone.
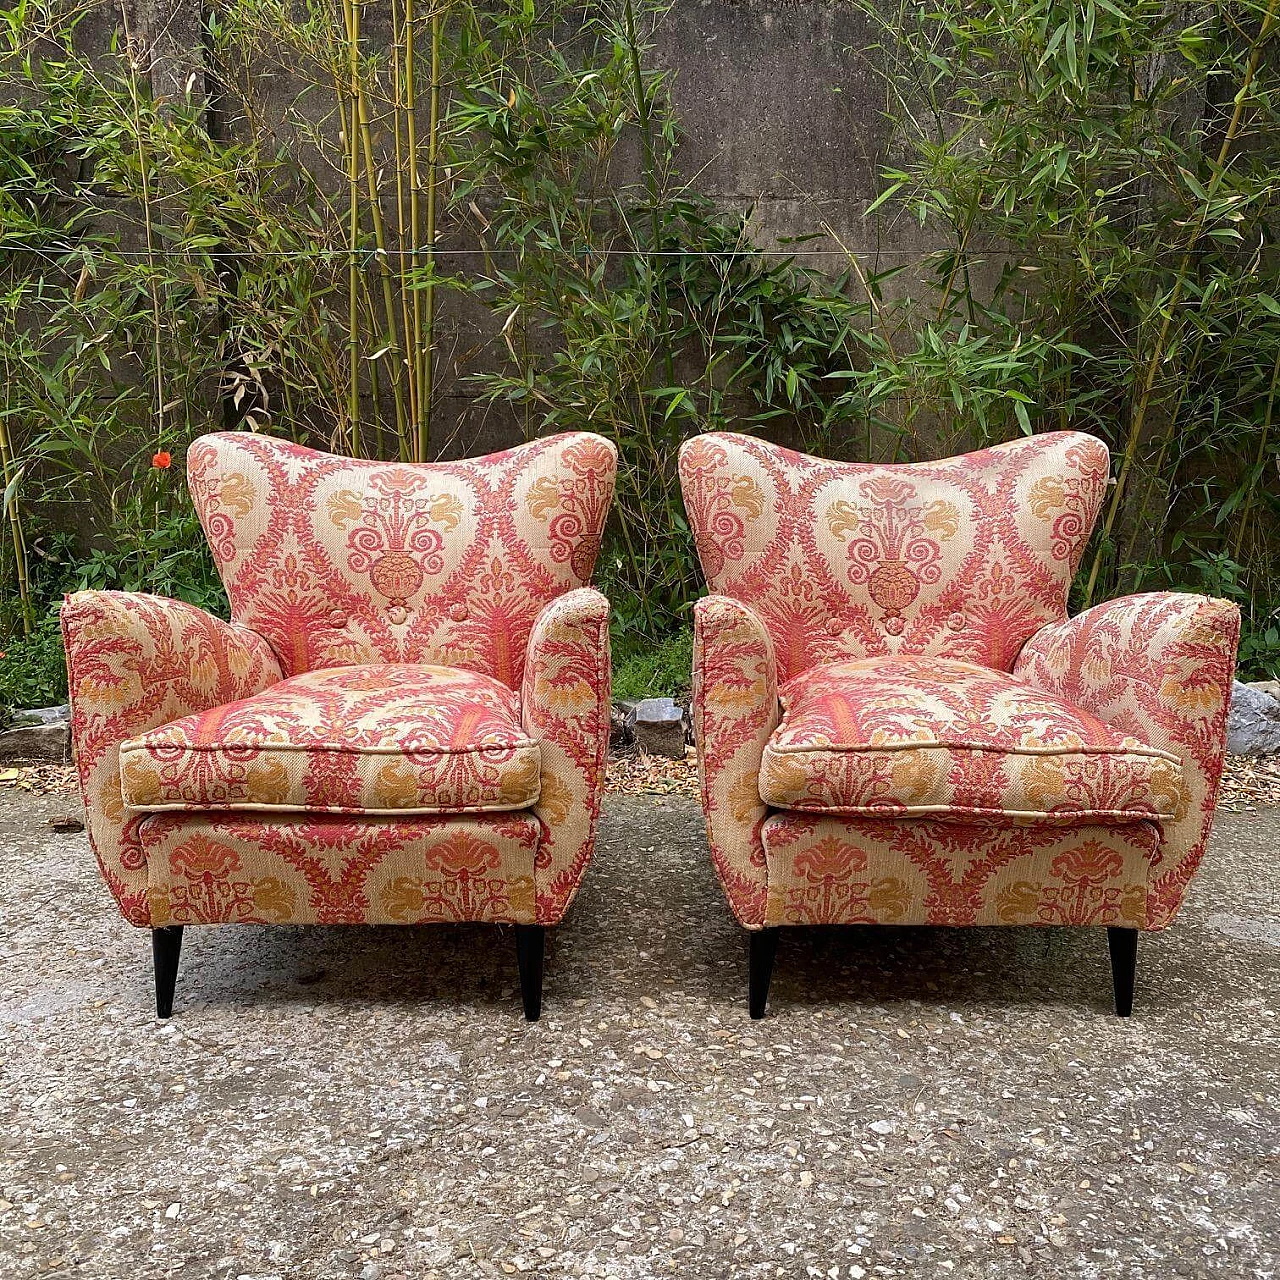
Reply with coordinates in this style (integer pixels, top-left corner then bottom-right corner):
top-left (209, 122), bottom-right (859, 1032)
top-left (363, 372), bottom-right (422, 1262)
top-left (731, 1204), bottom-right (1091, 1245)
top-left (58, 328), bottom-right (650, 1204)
top-left (7, 704), bottom-right (69, 727)
top-left (0, 720), bottom-right (69, 765)
top-left (1227, 681), bottom-right (1280, 754)
top-left (633, 698), bottom-right (686, 759)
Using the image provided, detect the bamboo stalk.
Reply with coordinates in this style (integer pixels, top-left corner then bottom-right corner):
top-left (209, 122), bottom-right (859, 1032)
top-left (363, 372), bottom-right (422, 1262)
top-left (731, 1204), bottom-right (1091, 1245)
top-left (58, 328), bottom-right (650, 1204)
top-left (342, 0), bottom-right (362, 455)
top-left (1082, 0), bottom-right (1280, 605)
top-left (391, 0), bottom-right (417, 461)
top-left (118, 2), bottom-right (168, 469)
top-left (418, 2), bottom-right (443, 464)
top-left (405, 0), bottom-right (424, 460)
top-left (622, 0), bottom-right (674, 387)
top-left (361, 274), bottom-right (387, 446)
top-left (1233, 339), bottom-right (1280, 562)
top-left (0, 379), bottom-right (32, 636)
top-left (355, 79), bottom-right (409, 451)
top-left (1125, 324), bottom-right (1209, 588)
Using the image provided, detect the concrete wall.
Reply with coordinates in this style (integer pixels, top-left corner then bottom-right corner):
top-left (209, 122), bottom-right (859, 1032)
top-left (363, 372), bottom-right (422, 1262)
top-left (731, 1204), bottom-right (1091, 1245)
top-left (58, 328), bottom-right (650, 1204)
top-left (660, 0), bottom-right (885, 265)
top-left (64, 0), bottom-right (935, 460)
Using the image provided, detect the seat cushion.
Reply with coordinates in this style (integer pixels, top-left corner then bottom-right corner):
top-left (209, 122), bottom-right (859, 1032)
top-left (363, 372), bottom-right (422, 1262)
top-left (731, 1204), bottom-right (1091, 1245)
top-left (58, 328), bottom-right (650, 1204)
top-left (758, 656), bottom-right (1183, 825)
top-left (119, 664), bottom-right (541, 816)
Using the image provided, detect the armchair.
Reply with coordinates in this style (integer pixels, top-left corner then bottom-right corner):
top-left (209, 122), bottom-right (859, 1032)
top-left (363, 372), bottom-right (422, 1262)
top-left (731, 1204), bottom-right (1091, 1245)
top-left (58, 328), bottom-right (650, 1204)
top-left (679, 431), bottom-right (1238, 1017)
top-left (63, 431), bottom-right (616, 1020)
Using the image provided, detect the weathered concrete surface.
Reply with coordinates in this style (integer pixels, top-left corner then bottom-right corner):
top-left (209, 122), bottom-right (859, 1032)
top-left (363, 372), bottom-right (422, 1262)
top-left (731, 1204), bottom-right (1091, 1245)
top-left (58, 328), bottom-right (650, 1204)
top-left (1, 789), bottom-right (1277, 1278)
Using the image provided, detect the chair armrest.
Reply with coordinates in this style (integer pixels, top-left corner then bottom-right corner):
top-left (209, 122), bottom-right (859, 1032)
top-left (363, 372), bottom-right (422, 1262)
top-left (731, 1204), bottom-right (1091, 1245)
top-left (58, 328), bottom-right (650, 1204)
top-left (692, 594), bottom-right (781, 927)
top-left (61, 590), bottom-right (283, 925)
top-left (521, 587), bottom-right (611, 924)
top-left (1013, 591), bottom-right (1240, 927)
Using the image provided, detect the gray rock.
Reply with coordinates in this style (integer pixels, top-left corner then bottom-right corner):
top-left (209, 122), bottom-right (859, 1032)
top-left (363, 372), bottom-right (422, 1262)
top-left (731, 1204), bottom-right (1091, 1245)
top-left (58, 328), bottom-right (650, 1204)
top-left (7, 703), bottom-right (70, 728)
top-left (633, 696), bottom-right (681, 722)
top-left (0, 719), bottom-right (70, 764)
top-left (1226, 679), bottom-right (1280, 755)
top-left (633, 697), bottom-right (686, 759)
top-left (1247, 679), bottom-right (1280, 703)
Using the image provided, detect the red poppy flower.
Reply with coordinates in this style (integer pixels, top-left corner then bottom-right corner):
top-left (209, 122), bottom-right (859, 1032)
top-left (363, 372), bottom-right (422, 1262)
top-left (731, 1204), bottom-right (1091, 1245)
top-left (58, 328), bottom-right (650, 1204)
top-left (152, 451), bottom-right (172, 469)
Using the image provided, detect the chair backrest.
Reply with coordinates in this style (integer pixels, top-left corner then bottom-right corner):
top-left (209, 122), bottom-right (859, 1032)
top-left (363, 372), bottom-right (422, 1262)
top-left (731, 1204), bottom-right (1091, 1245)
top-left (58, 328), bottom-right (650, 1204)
top-left (188, 431), bottom-right (617, 687)
top-left (678, 430), bottom-right (1108, 682)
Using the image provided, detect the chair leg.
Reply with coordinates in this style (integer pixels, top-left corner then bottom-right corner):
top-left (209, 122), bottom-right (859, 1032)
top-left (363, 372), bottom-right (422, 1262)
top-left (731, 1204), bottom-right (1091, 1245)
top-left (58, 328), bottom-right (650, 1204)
top-left (748, 927), bottom-right (780, 1020)
top-left (515, 925), bottom-right (545, 1022)
top-left (152, 925), bottom-right (184, 1019)
top-left (1107, 926), bottom-right (1138, 1017)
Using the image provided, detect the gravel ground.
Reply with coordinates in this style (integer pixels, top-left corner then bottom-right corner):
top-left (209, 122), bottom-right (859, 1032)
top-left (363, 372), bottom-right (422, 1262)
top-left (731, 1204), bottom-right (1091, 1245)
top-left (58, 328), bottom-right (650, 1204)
top-left (1, 788), bottom-right (1277, 1279)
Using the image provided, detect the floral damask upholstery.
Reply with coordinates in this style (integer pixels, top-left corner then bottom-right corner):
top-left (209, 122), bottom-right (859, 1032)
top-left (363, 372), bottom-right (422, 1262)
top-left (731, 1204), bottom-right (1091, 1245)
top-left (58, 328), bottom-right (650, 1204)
top-left (681, 428), bottom-right (1109, 680)
top-left (759, 655), bottom-right (1184, 824)
top-left (120, 665), bottom-right (541, 815)
top-left (761, 813), bottom-right (1160, 929)
top-left (141, 812), bottom-right (543, 927)
top-left (63, 431), bottom-right (616, 1018)
top-left (680, 431), bottom-right (1239, 1013)
top-left (185, 429), bottom-right (614, 684)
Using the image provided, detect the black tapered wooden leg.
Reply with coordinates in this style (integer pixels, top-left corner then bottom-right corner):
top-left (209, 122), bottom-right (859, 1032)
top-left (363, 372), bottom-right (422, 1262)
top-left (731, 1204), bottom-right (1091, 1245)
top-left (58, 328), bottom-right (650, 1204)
top-left (152, 925), bottom-right (184, 1019)
top-left (515, 925), bottom-right (545, 1022)
top-left (748, 927), bottom-right (780, 1020)
top-left (1107, 926), bottom-right (1137, 1017)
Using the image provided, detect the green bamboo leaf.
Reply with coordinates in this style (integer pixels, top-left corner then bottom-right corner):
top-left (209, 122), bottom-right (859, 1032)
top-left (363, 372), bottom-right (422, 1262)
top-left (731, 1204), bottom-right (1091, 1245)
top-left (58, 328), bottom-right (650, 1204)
top-left (863, 181), bottom-right (906, 217)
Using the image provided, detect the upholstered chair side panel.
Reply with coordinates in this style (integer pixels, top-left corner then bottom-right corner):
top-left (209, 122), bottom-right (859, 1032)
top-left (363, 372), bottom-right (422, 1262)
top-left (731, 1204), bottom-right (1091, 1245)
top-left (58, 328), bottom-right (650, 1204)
top-left (760, 813), bottom-right (1160, 928)
top-left (61, 590), bottom-right (283, 926)
top-left (521, 588), bottom-right (612, 924)
top-left (139, 811), bottom-right (541, 926)
top-left (692, 595), bottom-right (780, 927)
top-left (187, 431), bottom-right (617, 687)
top-left (1013, 592), bottom-right (1240, 929)
top-left (678, 430), bottom-right (1110, 680)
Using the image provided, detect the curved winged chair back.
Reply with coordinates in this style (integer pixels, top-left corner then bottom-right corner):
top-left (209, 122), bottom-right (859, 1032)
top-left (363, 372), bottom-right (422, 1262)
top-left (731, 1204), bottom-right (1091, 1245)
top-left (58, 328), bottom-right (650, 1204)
top-left (188, 431), bottom-right (617, 686)
top-left (678, 431), bottom-right (1109, 681)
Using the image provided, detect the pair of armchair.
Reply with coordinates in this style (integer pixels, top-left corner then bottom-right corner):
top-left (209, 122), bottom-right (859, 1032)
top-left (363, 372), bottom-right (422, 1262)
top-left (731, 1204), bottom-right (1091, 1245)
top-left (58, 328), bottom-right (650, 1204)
top-left (63, 428), bottom-right (1238, 1021)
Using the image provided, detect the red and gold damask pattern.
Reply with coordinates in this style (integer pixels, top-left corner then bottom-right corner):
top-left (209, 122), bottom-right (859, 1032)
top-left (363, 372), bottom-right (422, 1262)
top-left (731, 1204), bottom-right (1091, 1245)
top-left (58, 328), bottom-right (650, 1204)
top-left (521, 588), bottom-right (612, 923)
top-left (1014, 592), bottom-right (1239, 928)
top-left (188, 431), bottom-right (617, 685)
top-left (759, 655), bottom-right (1183, 824)
top-left (61, 591), bottom-right (283, 926)
top-left (760, 813), bottom-right (1158, 928)
top-left (691, 595), bottom-right (781, 927)
top-left (682, 434), bottom-right (1238, 937)
top-left (66, 433), bottom-right (616, 934)
top-left (119, 664), bottom-right (540, 816)
top-left (678, 431), bottom-right (1108, 680)
top-left (140, 811), bottom-right (541, 925)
